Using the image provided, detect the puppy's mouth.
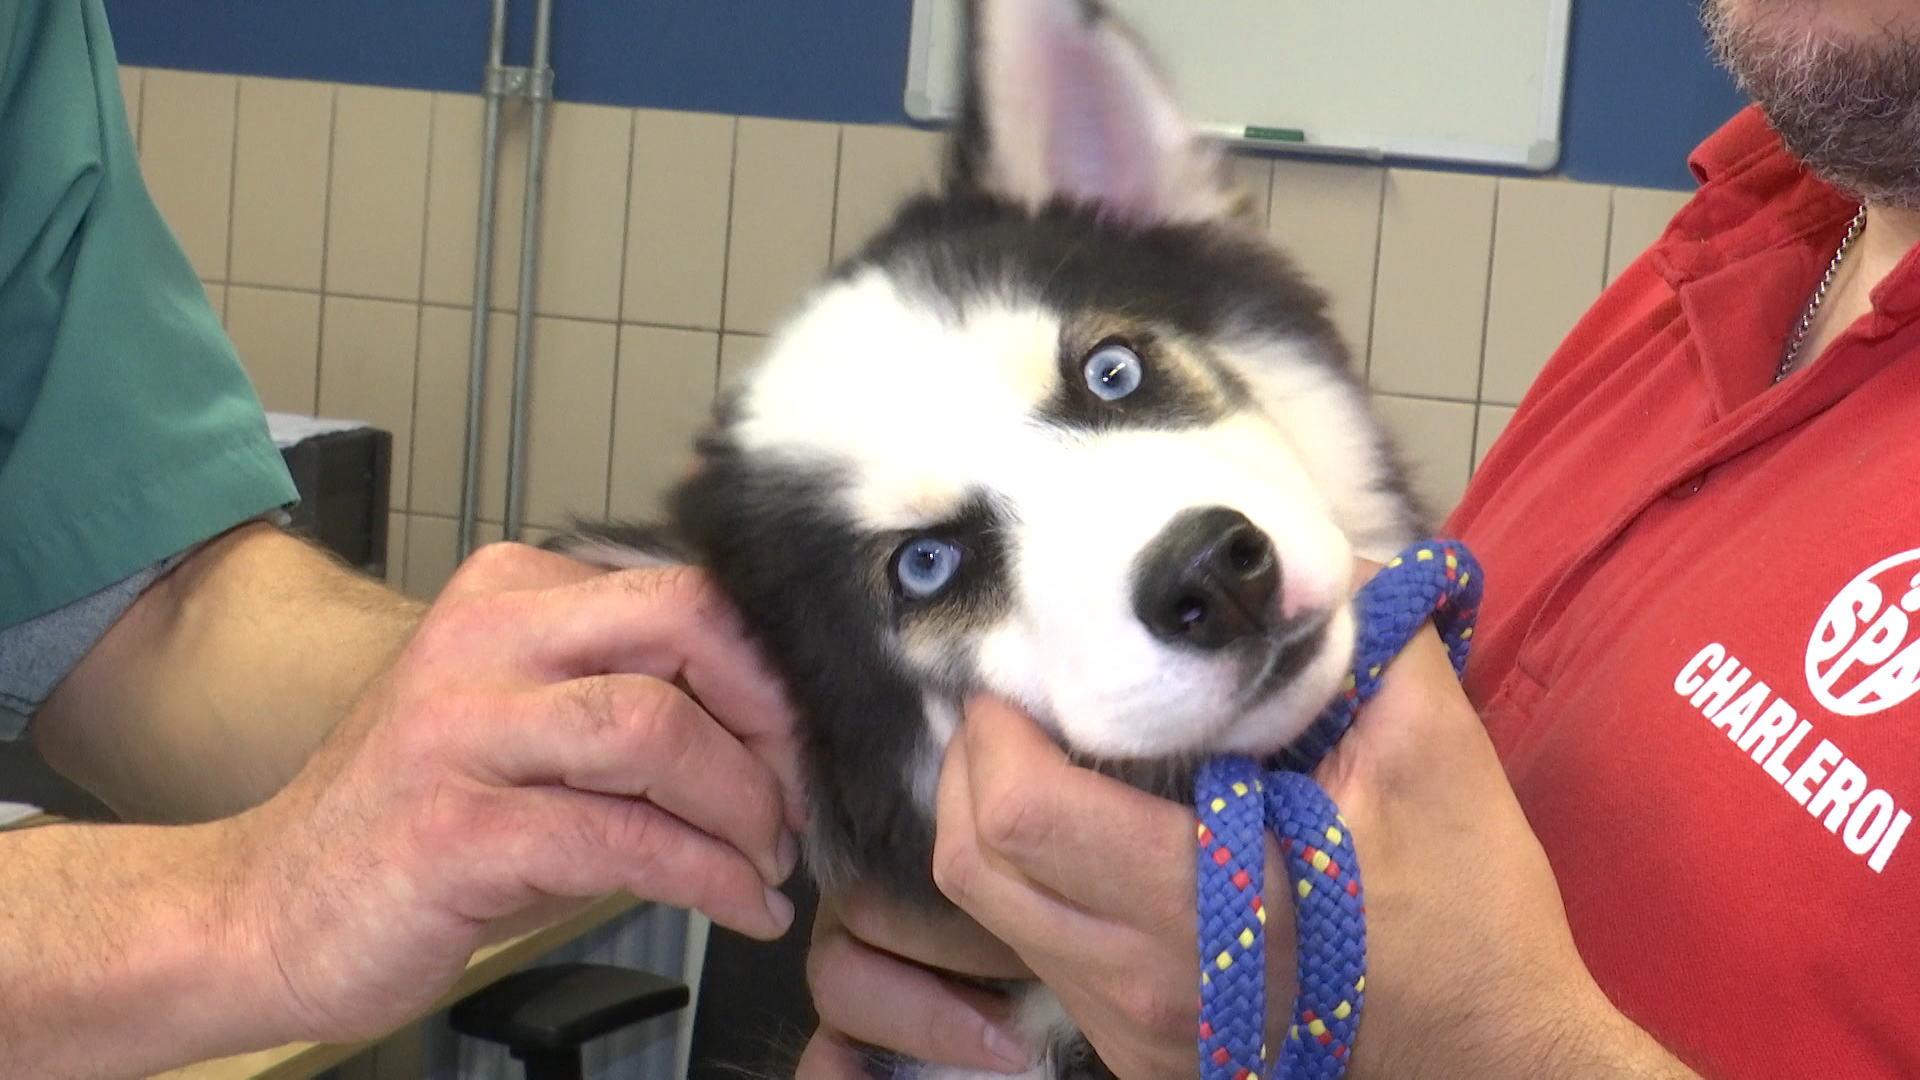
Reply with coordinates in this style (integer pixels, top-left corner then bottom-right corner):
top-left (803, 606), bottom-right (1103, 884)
top-left (1077, 614), bottom-right (1337, 797)
top-left (1235, 610), bottom-right (1333, 713)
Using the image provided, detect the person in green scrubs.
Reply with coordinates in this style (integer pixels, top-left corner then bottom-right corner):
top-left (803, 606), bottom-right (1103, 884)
top-left (0, 3), bottom-right (804, 1073)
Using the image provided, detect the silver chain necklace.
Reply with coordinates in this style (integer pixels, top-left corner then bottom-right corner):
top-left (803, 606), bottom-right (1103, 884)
top-left (1775, 205), bottom-right (1869, 385)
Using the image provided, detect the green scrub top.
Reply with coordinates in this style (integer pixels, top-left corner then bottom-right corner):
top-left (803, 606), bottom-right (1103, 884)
top-left (0, 0), bottom-right (297, 628)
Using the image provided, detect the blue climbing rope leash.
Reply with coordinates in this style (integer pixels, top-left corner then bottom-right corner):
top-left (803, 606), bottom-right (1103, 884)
top-left (1195, 540), bottom-right (1482, 1080)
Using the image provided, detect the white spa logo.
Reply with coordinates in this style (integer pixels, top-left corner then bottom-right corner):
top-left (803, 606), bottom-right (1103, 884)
top-left (1807, 548), bottom-right (1920, 717)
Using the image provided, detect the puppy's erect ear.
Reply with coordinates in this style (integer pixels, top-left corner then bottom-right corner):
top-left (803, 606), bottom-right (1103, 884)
top-left (948, 0), bottom-right (1237, 227)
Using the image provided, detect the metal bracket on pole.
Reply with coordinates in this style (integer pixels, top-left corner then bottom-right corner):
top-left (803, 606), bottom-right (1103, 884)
top-left (485, 64), bottom-right (555, 102)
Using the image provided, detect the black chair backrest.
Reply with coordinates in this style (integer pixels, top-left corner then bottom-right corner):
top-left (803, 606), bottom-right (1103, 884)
top-left (687, 874), bottom-right (821, 1078)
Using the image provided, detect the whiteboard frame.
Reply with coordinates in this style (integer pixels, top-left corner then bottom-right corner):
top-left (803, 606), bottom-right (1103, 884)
top-left (904, 0), bottom-right (1573, 172)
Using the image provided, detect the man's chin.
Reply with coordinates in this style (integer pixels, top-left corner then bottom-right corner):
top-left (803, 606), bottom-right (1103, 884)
top-left (1705, 0), bottom-right (1920, 209)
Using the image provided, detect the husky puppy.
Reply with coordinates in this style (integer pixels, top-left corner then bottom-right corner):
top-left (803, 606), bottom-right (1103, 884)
top-left (559, 0), bottom-right (1422, 1073)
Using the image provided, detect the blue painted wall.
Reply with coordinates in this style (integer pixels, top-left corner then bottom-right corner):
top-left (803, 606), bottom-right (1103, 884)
top-left (1559, 0), bottom-right (1749, 189)
top-left (101, 0), bottom-right (1750, 191)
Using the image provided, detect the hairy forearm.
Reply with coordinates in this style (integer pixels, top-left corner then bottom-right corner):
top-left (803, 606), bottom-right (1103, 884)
top-left (0, 817), bottom-right (288, 1078)
top-left (33, 522), bottom-right (425, 821)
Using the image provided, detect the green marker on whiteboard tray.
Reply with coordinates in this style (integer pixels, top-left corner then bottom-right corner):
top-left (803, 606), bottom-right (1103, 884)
top-left (1198, 123), bottom-right (1307, 143)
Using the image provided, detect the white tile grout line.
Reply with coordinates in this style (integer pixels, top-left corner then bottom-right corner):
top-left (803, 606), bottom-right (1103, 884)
top-left (712, 117), bottom-right (741, 400)
top-left (1251, 156), bottom-right (1275, 234)
top-left (219, 75), bottom-right (240, 298)
top-left (312, 85), bottom-right (340, 419)
top-left (1599, 186), bottom-right (1620, 293)
top-left (200, 83), bottom-right (1601, 404)
top-left (1257, 154), bottom-right (1279, 239)
top-left (1467, 177), bottom-right (1504, 483)
top-left (1373, 389), bottom-right (1496, 409)
top-left (603, 107), bottom-right (644, 520)
top-left (604, 322), bottom-right (629, 522)
top-left (826, 124), bottom-right (846, 287)
top-left (214, 108), bottom-right (1531, 487)
top-left (1603, 185), bottom-right (1624, 287)
top-left (614, 108), bottom-right (645, 327)
top-left (829, 123), bottom-right (853, 264)
top-left (219, 300), bottom-right (1478, 408)
top-left (195, 283), bottom-right (755, 344)
top-left (128, 68), bottom-right (144, 152)
top-left (403, 93), bottom-right (442, 521)
top-left (1360, 166), bottom-right (1389, 385)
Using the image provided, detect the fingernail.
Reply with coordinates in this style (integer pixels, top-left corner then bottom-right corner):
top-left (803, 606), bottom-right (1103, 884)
top-left (983, 1024), bottom-right (1034, 1072)
top-left (777, 830), bottom-right (801, 880)
top-left (764, 885), bottom-right (795, 931)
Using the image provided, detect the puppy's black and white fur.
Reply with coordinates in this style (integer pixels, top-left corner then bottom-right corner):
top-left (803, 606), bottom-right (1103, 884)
top-left (559, 1), bottom-right (1422, 1074)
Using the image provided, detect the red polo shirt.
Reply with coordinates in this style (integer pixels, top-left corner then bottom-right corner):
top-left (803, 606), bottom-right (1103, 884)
top-left (1449, 106), bottom-right (1920, 1077)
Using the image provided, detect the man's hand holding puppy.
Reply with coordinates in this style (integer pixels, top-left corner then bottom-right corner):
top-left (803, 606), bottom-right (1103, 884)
top-left (226, 545), bottom-right (809, 1039)
top-left (6, 540), bottom-right (805, 1077)
top-left (800, 625), bottom-right (1698, 1079)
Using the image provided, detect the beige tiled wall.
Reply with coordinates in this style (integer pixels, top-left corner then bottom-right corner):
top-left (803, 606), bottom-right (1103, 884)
top-left (122, 66), bottom-right (1694, 598)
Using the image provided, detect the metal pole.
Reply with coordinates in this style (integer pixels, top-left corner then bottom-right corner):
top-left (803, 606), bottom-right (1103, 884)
top-left (502, 0), bottom-right (555, 543)
top-left (457, 0), bottom-right (511, 559)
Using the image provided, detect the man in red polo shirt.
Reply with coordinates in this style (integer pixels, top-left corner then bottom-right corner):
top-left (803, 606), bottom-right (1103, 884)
top-left (800, 1), bottom-right (1920, 1076)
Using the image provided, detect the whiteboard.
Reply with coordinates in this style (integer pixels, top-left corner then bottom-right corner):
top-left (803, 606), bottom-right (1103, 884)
top-left (905, 0), bottom-right (1573, 171)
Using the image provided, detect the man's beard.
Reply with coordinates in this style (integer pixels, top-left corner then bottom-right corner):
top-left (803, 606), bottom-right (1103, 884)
top-left (1702, 0), bottom-right (1920, 209)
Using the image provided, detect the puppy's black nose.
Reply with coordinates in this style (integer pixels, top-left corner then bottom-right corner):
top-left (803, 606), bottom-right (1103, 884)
top-left (1132, 507), bottom-right (1279, 651)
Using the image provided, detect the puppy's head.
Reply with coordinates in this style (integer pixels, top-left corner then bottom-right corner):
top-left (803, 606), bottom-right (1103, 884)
top-left (579, 0), bottom-right (1420, 899)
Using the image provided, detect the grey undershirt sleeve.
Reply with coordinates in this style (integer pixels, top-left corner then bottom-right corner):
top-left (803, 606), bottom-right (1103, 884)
top-left (0, 549), bottom-right (192, 739)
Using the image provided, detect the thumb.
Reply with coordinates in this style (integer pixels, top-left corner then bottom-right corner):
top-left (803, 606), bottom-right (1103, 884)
top-left (1312, 624), bottom-right (1491, 807)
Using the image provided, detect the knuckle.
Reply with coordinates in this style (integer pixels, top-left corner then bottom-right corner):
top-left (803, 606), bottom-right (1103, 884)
top-left (404, 596), bottom-right (468, 655)
top-left (618, 564), bottom-right (739, 632)
top-left (804, 929), bottom-right (853, 997)
top-left (597, 798), bottom-right (668, 865)
top-left (605, 804), bottom-right (741, 913)
top-left (382, 686), bottom-right (479, 762)
top-left (804, 939), bottom-right (881, 1037)
top-left (930, 831), bottom-right (977, 904)
top-left (836, 885), bottom-right (929, 956)
top-left (974, 781), bottom-right (1046, 855)
top-left (408, 591), bottom-right (509, 662)
top-left (1142, 882), bottom-right (1198, 940)
top-left (455, 540), bottom-right (539, 584)
top-left (1112, 980), bottom-right (1190, 1038)
top-left (624, 680), bottom-right (699, 765)
top-left (565, 676), bottom-right (697, 770)
top-left (614, 561), bottom-right (700, 606)
top-left (562, 676), bottom-right (623, 737)
top-left (410, 775), bottom-right (494, 853)
top-left (734, 762), bottom-right (785, 833)
top-left (685, 856), bottom-right (755, 922)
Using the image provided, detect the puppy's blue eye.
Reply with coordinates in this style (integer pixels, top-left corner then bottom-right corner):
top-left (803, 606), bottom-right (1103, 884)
top-left (894, 537), bottom-right (963, 600)
top-left (1083, 343), bottom-right (1143, 401)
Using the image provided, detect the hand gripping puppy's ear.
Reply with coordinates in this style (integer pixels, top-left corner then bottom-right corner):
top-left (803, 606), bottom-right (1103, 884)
top-left (543, 522), bottom-right (698, 571)
top-left (947, 0), bottom-right (1238, 228)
